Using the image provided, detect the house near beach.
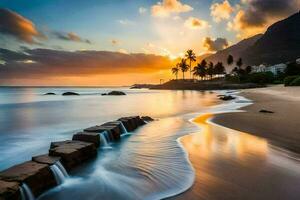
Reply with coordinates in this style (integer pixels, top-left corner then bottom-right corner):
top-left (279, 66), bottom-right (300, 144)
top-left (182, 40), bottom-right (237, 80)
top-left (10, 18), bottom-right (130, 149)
top-left (251, 63), bottom-right (287, 75)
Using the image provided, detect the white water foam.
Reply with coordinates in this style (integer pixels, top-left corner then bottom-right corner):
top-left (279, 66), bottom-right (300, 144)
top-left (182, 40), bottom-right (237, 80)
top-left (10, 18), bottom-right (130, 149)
top-left (20, 183), bottom-right (35, 200)
top-left (50, 161), bottom-right (69, 185)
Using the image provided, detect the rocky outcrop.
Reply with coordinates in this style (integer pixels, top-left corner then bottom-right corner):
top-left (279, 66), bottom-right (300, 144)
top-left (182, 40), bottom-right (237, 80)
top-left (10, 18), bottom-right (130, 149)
top-left (62, 92), bottom-right (79, 96)
top-left (84, 123), bottom-right (121, 141)
top-left (218, 95), bottom-right (236, 101)
top-left (72, 132), bottom-right (100, 147)
top-left (49, 140), bottom-right (97, 171)
top-left (0, 161), bottom-right (56, 197)
top-left (44, 92), bottom-right (56, 95)
top-left (0, 180), bottom-right (20, 200)
top-left (259, 109), bottom-right (274, 113)
top-left (118, 116), bottom-right (145, 132)
top-left (0, 115), bottom-right (151, 199)
top-left (141, 116), bottom-right (154, 122)
top-left (102, 91), bottom-right (126, 96)
top-left (32, 154), bottom-right (61, 165)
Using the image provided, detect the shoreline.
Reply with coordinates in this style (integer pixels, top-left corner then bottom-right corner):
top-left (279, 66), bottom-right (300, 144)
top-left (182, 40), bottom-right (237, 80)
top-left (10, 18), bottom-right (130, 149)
top-left (213, 85), bottom-right (300, 154)
top-left (170, 86), bottom-right (300, 199)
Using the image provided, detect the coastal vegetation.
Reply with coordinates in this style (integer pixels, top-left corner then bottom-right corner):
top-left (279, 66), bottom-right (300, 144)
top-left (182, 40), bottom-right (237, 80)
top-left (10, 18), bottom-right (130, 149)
top-left (170, 50), bottom-right (300, 87)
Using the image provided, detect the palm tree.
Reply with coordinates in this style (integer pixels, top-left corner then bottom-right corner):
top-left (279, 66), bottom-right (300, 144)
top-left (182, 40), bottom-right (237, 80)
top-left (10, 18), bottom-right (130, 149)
top-left (227, 55), bottom-right (234, 66)
top-left (179, 59), bottom-right (189, 80)
top-left (185, 49), bottom-right (197, 80)
top-left (207, 62), bottom-right (214, 80)
top-left (214, 62), bottom-right (226, 77)
top-left (171, 66), bottom-right (179, 80)
top-left (193, 63), bottom-right (207, 80)
top-left (236, 58), bottom-right (243, 70)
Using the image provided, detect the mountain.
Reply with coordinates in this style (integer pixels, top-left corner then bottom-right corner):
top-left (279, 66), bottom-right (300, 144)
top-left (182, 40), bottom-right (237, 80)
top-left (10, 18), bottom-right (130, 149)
top-left (205, 34), bottom-right (262, 71)
top-left (242, 11), bottom-right (300, 65)
top-left (205, 11), bottom-right (300, 70)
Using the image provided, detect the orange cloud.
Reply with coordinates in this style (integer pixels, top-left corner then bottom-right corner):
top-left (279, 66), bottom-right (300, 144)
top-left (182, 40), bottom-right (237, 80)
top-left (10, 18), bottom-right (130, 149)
top-left (184, 17), bottom-right (209, 30)
top-left (227, 0), bottom-right (299, 38)
top-left (0, 48), bottom-right (176, 85)
top-left (0, 8), bottom-right (45, 44)
top-left (210, 0), bottom-right (234, 22)
top-left (203, 37), bottom-right (229, 52)
top-left (151, 0), bottom-right (193, 17)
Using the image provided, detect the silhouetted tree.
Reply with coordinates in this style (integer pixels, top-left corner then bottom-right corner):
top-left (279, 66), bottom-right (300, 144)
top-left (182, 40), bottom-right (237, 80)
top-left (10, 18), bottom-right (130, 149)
top-left (171, 66), bottom-right (179, 80)
top-left (179, 59), bottom-right (189, 80)
top-left (185, 49), bottom-right (197, 79)
top-left (245, 66), bottom-right (252, 74)
top-left (214, 62), bottom-right (226, 76)
top-left (236, 58), bottom-right (243, 69)
top-left (207, 62), bottom-right (214, 79)
top-left (227, 55), bottom-right (234, 66)
top-left (193, 61), bottom-right (207, 80)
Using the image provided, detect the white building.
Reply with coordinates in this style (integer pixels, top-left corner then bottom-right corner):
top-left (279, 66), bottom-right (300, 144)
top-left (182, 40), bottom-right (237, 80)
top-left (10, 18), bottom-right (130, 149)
top-left (251, 64), bottom-right (267, 73)
top-left (266, 63), bottom-right (287, 75)
top-left (251, 63), bottom-right (287, 75)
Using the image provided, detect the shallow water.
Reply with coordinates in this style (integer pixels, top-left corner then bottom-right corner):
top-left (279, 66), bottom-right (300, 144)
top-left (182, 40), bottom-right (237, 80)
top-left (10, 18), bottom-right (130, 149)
top-left (0, 87), bottom-right (218, 170)
top-left (170, 113), bottom-right (300, 200)
top-left (2, 87), bottom-right (300, 200)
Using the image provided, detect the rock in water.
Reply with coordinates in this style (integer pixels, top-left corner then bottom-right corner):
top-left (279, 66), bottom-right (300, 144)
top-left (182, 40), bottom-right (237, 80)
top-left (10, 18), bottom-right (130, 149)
top-left (259, 109), bottom-right (274, 113)
top-left (107, 91), bottom-right (126, 95)
top-left (44, 92), bottom-right (56, 95)
top-left (141, 116), bottom-right (154, 122)
top-left (219, 95), bottom-right (236, 101)
top-left (62, 92), bottom-right (79, 96)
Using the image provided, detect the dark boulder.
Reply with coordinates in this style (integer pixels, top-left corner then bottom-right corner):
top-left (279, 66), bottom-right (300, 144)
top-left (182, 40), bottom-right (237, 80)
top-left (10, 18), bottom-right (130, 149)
top-left (49, 140), bottom-right (97, 171)
top-left (141, 116), bottom-right (154, 122)
top-left (84, 123), bottom-right (121, 141)
top-left (32, 154), bottom-right (61, 165)
top-left (117, 116), bottom-right (145, 131)
top-left (0, 180), bottom-right (20, 200)
top-left (107, 91), bottom-right (126, 96)
top-left (44, 92), bottom-right (56, 95)
top-left (62, 92), bottom-right (79, 96)
top-left (219, 95), bottom-right (236, 101)
top-left (72, 132), bottom-right (100, 147)
top-left (0, 161), bottom-right (56, 197)
top-left (259, 109), bottom-right (274, 113)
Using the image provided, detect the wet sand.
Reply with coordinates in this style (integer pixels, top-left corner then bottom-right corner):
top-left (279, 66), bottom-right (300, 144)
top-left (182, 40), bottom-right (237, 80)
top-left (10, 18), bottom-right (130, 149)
top-left (170, 112), bottom-right (300, 200)
top-left (213, 85), bottom-right (300, 153)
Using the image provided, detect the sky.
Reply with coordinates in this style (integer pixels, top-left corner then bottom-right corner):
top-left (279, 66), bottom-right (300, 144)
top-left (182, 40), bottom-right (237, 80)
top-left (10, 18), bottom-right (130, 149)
top-left (0, 0), bottom-right (299, 86)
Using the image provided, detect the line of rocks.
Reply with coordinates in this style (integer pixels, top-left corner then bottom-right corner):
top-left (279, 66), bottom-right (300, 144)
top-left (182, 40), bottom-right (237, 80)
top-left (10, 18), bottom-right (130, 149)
top-left (0, 116), bottom-right (152, 200)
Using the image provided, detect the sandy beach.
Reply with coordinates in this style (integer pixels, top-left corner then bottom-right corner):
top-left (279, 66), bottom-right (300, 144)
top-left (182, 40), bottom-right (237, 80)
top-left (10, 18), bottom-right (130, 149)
top-left (213, 85), bottom-right (300, 153)
top-left (170, 85), bottom-right (300, 200)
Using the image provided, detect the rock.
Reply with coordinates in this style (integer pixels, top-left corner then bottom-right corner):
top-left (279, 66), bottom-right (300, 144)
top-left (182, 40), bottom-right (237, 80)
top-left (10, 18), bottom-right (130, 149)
top-left (0, 161), bottom-right (56, 197)
top-left (107, 91), bottom-right (126, 96)
top-left (72, 132), bottom-right (100, 147)
top-left (0, 180), bottom-right (20, 200)
top-left (219, 95), bottom-right (236, 101)
top-left (259, 109), bottom-right (274, 113)
top-left (141, 116), bottom-right (154, 122)
top-left (117, 118), bottom-right (135, 132)
top-left (84, 123), bottom-right (121, 141)
top-left (44, 92), bottom-right (56, 95)
top-left (101, 93), bottom-right (107, 96)
top-left (49, 140), bottom-right (97, 171)
top-left (117, 116), bottom-right (145, 131)
top-left (32, 154), bottom-right (61, 165)
top-left (62, 92), bottom-right (79, 96)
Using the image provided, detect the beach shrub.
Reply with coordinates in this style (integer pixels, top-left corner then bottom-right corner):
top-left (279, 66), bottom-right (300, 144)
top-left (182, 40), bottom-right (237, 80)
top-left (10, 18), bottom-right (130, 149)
top-left (225, 74), bottom-right (240, 83)
top-left (285, 62), bottom-right (300, 76)
top-left (289, 76), bottom-right (300, 86)
top-left (247, 72), bottom-right (274, 84)
top-left (284, 75), bottom-right (299, 86)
